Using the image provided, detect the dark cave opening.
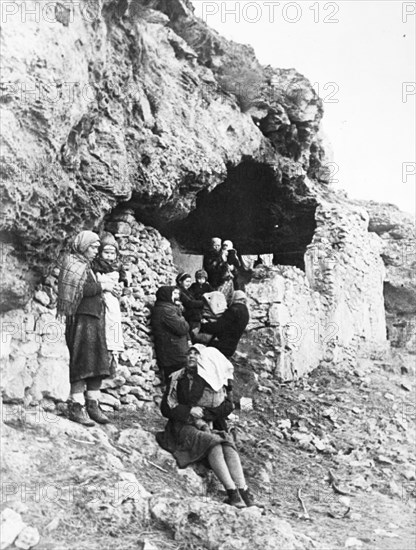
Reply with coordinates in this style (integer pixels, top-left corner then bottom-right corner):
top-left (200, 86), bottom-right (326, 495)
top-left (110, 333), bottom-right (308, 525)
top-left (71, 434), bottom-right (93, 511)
top-left (167, 160), bottom-right (318, 271)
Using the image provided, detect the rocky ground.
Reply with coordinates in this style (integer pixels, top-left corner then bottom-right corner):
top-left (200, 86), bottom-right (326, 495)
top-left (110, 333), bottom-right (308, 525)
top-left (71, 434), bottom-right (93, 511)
top-left (1, 348), bottom-right (414, 550)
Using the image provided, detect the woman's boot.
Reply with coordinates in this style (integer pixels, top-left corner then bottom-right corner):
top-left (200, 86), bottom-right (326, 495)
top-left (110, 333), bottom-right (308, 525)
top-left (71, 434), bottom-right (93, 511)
top-left (68, 401), bottom-right (95, 427)
top-left (238, 487), bottom-right (256, 507)
top-left (86, 399), bottom-right (111, 424)
top-left (224, 489), bottom-right (246, 508)
top-left (239, 487), bottom-right (263, 508)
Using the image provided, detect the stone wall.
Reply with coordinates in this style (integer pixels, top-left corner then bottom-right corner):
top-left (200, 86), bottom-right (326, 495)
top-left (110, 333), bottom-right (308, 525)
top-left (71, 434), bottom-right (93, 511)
top-left (0, 210), bottom-right (177, 411)
top-left (237, 201), bottom-right (388, 381)
top-left (358, 201), bottom-right (416, 354)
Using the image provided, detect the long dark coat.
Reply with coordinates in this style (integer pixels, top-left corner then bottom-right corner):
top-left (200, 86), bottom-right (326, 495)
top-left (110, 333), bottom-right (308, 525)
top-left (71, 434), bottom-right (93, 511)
top-left (189, 281), bottom-right (214, 300)
top-left (156, 372), bottom-right (235, 468)
top-left (203, 251), bottom-right (230, 289)
top-left (178, 287), bottom-right (204, 325)
top-left (151, 286), bottom-right (190, 370)
top-left (201, 302), bottom-right (249, 357)
top-left (65, 270), bottom-right (110, 383)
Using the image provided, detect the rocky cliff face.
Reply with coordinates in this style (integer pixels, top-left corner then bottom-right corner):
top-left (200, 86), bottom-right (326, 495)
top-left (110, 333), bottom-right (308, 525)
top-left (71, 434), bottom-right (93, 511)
top-left (0, 0), bottom-right (408, 407)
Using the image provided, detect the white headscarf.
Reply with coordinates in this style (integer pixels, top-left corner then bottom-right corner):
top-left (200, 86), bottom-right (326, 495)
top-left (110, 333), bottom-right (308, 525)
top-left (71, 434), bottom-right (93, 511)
top-left (191, 344), bottom-right (234, 391)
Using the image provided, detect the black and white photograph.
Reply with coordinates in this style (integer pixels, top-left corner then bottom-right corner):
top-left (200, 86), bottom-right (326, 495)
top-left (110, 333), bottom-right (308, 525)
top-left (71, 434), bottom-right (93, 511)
top-left (0, 1), bottom-right (415, 549)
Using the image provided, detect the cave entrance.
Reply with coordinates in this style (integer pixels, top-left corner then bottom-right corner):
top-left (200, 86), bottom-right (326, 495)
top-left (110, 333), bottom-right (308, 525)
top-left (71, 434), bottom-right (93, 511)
top-left (167, 159), bottom-right (318, 271)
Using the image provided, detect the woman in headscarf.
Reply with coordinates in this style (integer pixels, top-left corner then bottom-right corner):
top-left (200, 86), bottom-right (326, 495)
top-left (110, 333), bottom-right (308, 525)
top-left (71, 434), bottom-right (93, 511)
top-left (151, 285), bottom-right (190, 384)
top-left (156, 345), bottom-right (256, 508)
top-left (57, 230), bottom-right (120, 426)
top-left (200, 291), bottom-right (249, 358)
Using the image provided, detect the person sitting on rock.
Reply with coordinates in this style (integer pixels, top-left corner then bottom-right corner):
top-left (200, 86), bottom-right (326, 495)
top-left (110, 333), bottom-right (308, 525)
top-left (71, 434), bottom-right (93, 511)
top-left (191, 290), bottom-right (228, 345)
top-left (176, 272), bottom-right (205, 330)
top-left (189, 269), bottom-right (214, 300)
top-left (151, 285), bottom-right (190, 385)
top-left (156, 345), bottom-right (256, 508)
top-left (177, 343), bottom-right (233, 432)
top-left (92, 232), bottom-right (128, 374)
top-left (200, 290), bottom-right (249, 358)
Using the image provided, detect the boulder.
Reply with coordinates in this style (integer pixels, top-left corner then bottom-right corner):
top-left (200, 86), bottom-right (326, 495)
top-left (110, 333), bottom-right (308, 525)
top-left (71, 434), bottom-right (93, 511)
top-left (150, 497), bottom-right (312, 549)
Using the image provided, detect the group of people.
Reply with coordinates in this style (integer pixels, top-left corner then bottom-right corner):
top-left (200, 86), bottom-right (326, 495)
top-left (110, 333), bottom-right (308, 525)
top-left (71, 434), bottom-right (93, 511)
top-left (58, 231), bottom-right (255, 507)
top-left (151, 237), bottom-right (250, 383)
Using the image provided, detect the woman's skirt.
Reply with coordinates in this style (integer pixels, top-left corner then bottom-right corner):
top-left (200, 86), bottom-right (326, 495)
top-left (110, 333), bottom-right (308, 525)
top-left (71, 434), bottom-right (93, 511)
top-left (65, 314), bottom-right (110, 383)
top-left (156, 421), bottom-right (236, 468)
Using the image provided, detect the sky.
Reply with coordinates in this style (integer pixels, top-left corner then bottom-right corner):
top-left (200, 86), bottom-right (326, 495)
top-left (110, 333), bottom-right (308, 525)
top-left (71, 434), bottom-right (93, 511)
top-left (192, 0), bottom-right (416, 215)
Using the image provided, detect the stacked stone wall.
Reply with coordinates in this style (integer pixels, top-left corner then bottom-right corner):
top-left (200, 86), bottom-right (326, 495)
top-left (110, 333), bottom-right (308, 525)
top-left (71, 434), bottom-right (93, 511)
top-left (0, 210), bottom-right (176, 412)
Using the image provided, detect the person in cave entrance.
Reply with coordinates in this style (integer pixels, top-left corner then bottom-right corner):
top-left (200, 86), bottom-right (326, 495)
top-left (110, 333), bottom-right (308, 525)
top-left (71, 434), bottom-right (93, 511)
top-left (57, 230), bottom-right (120, 426)
top-left (221, 239), bottom-right (241, 293)
top-left (189, 269), bottom-right (214, 300)
top-left (176, 272), bottom-right (205, 330)
top-left (197, 290), bottom-right (250, 358)
top-left (151, 285), bottom-right (190, 386)
top-left (156, 345), bottom-right (256, 508)
top-left (202, 237), bottom-right (230, 291)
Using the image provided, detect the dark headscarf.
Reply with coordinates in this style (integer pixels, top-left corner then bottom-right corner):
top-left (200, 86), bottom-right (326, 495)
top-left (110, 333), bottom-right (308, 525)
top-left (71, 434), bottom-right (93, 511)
top-left (155, 286), bottom-right (177, 303)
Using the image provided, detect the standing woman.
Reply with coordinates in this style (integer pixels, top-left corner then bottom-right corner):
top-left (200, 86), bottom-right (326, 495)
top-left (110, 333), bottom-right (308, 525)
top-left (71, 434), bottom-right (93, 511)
top-left (151, 285), bottom-right (190, 385)
top-left (57, 230), bottom-right (119, 426)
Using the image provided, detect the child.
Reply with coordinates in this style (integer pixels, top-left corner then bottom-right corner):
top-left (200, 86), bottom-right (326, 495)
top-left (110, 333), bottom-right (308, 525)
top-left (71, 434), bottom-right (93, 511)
top-left (92, 233), bottom-right (128, 374)
top-left (189, 269), bottom-right (213, 300)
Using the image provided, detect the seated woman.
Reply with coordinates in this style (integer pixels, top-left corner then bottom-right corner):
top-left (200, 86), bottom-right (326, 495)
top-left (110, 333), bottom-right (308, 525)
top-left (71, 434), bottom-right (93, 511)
top-left (156, 345), bottom-right (255, 508)
top-left (191, 290), bottom-right (228, 345)
top-left (200, 291), bottom-right (249, 358)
